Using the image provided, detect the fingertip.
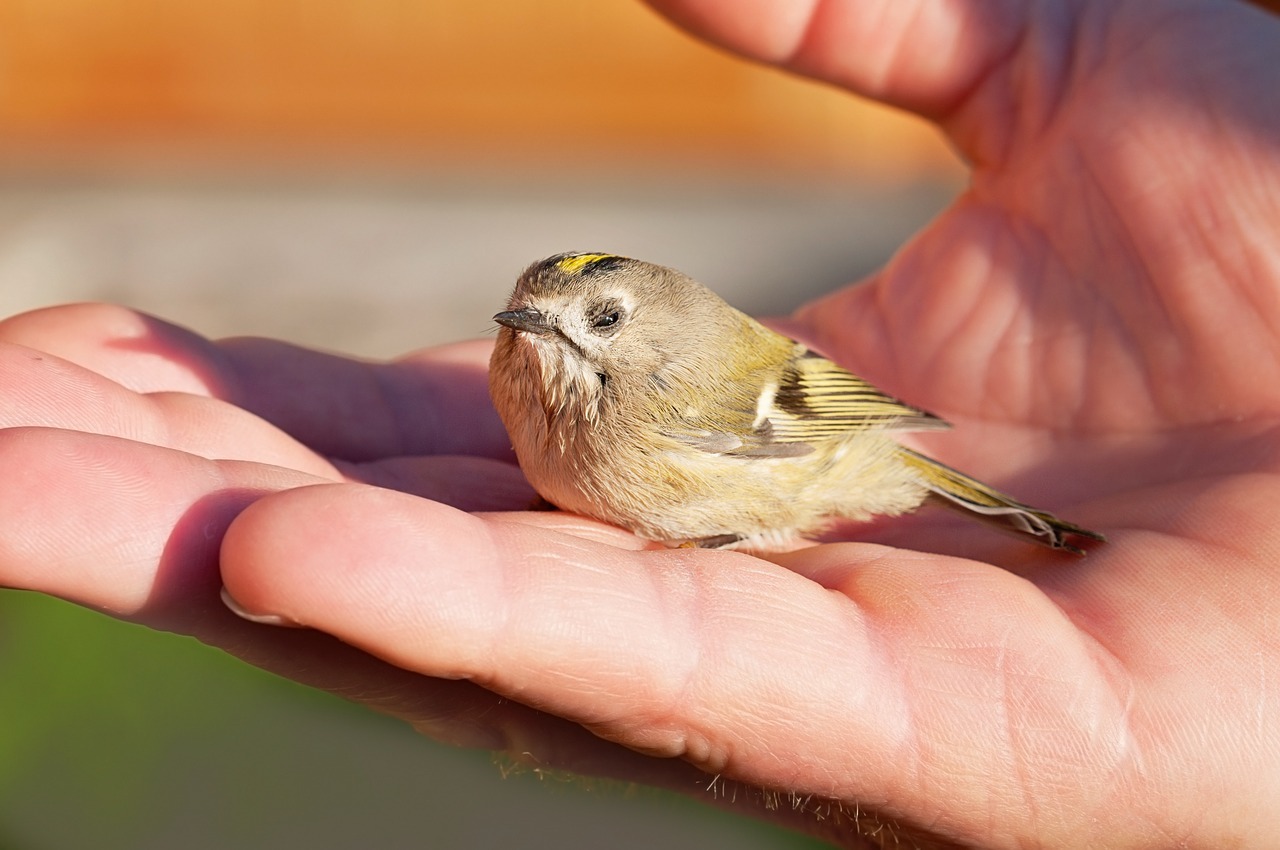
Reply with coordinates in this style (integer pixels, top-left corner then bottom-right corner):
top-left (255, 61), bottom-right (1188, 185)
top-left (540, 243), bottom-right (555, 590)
top-left (641, 0), bottom-right (1020, 119)
top-left (220, 586), bottom-right (304, 627)
top-left (0, 302), bottom-right (230, 396)
top-left (218, 483), bottom-right (356, 627)
top-left (641, 0), bottom-right (817, 65)
top-left (0, 302), bottom-right (144, 347)
top-left (0, 428), bottom-right (285, 616)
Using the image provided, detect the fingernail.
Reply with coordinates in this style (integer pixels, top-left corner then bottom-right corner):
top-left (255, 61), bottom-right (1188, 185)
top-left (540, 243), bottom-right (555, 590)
top-left (221, 587), bottom-right (304, 628)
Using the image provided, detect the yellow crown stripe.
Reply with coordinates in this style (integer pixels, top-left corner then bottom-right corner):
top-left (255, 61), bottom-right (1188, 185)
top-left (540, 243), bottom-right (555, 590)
top-left (556, 253), bottom-right (618, 275)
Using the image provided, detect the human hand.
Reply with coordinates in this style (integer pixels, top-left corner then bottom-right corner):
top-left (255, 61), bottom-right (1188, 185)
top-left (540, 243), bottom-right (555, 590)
top-left (0, 304), bottom-right (832, 835)
top-left (4, 0), bottom-right (1280, 847)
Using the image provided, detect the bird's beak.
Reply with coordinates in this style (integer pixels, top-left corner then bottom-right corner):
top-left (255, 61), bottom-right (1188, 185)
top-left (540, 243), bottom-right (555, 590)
top-left (494, 307), bottom-right (554, 334)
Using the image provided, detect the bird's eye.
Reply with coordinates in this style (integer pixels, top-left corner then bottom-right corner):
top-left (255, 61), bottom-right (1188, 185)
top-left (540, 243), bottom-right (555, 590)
top-left (592, 311), bottom-right (621, 329)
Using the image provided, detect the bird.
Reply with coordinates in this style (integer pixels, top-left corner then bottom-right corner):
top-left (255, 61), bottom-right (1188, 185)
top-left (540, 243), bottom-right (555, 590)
top-left (488, 251), bottom-right (1105, 554)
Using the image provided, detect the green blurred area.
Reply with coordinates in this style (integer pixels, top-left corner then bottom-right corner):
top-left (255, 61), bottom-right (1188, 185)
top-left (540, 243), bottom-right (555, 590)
top-left (0, 589), bottom-right (830, 849)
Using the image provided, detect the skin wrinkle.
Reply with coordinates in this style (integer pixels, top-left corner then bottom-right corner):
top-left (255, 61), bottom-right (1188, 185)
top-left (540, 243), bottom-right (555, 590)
top-left (2, 345), bottom-right (114, 434)
top-left (936, 3), bottom-right (1027, 164)
top-left (1007, 5), bottom-right (1077, 164)
top-left (1186, 224), bottom-right (1280, 420)
top-left (1024, 665), bottom-right (1105, 824)
top-left (1008, 637), bottom-right (1130, 838)
top-left (490, 539), bottom-right (575, 698)
top-left (642, 551), bottom-right (708, 749)
top-left (1226, 223), bottom-right (1280, 362)
top-left (1252, 649), bottom-right (1271, 749)
top-left (1096, 560), bottom-right (1273, 825)
top-left (1205, 476), bottom-right (1280, 566)
top-left (776, 0), bottom-right (825, 75)
top-left (1052, 6), bottom-right (1158, 170)
top-left (858, 269), bottom-right (909, 399)
top-left (644, 552), bottom-right (746, 769)
top-left (971, 633), bottom-right (1024, 825)
top-left (1167, 199), bottom-right (1280, 421)
top-left (834, 565), bottom-right (983, 818)
top-left (810, 602), bottom-right (888, 794)
top-left (924, 215), bottom-right (1002, 414)
top-left (908, 674), bottom-right (1004, 835)
top-left (1040, 594), bottom-right (1139, 769)
top-left (978, 220), bottom-right (1038, 426)
top-left (149, 392), bottom-right (204, 465)
top-left (409, 513), bottom-right (508, 684)
top-left (834, 0), bottom-right (917, 96)
top-left (1249, 598), bottom-right (1280, 751)
top-left (1076, 287), bottom-right (1138, 433)
top-left (933, 2), bottom-right (1025, 128)
top-left (838, 559), bottom-right (930, 810)
top-left (865, 206), bottom-right (987, 410)
top-left (904, 584), bottom-right (1137, 834)
top-left (995, 627), bottom-right (1046, 845)
top-left (1070, 153), bottom-right (1182, 424)
top-left (990, 215), bottom-right (1097, 432)
top-left (938, 210), bottom-right (1003, 379)
top-left (214, 338), bottom-right (264, 414)
top-left (1031, 264), bottom-right (1096, 433)
top-left (671, 561), bottom-right (888, 795)
top-left (866, 201), bottom-right (1050, 432)
top-left (545, 547), bottom-right (710, 755)
top-left (368, 359), bottom-right (416, 459)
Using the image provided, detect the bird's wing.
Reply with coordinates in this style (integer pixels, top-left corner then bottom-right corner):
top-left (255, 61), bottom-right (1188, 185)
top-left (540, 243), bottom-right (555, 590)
top-left (663, 348), bottom-right (949, 458)
top-left (764, 350), bottom-right (947, 439)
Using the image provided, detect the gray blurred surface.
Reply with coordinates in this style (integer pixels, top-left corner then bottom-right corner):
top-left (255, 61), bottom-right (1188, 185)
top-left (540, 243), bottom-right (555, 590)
top-left (0, 173), bottom-right (954, 355)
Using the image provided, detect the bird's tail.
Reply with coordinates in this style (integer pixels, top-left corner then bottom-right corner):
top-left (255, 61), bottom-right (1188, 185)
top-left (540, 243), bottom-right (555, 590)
top-left (895, 447), bottom-right (1105, 555)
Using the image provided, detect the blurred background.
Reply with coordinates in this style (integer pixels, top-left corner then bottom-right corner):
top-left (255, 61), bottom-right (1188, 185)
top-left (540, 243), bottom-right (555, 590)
top-left (0, 1), bottom-right (971, 848)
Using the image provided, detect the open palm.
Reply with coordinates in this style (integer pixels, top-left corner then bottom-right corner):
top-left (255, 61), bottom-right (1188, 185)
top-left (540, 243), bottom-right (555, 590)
top-left (2, 1), bottom-right (1278, 847)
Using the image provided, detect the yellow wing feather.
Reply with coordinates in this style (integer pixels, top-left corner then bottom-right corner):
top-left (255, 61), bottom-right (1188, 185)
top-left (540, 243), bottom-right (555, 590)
top-left (662, 345), bottom-right (948, 457)
top-left (763, 350), bottom-right (948, 443)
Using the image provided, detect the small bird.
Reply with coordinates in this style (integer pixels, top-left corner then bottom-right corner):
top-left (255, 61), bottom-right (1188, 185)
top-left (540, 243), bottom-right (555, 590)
top-left (488, 252), bottom-right (1104, 554)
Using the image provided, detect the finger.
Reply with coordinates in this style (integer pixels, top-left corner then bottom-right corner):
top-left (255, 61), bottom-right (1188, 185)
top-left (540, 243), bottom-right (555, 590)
top-left (0, 426), bottom-right (898, 843)
top-left (221, 483), bottom-right (1136, 847)
top-left (0, 428), bottom-right (544, 752)
top-left (344, 455), bottom-right (536, 512)
top-left (647, 1), bottom-right (1280, 173)
top-left (0, 427), bottom-right (324, 617)
top-left (642, 0), bottom-right (1027, 119)
top-left (0, 302), bottom-right (233, 395)
top-left (220, 335), bottom-right (512, 462)
top-left (0, 334), bottom-right (531, 510)
top-left (0, 341), bottom-right (340, 477)
top-left (0, 304), bottom-right (513, 461)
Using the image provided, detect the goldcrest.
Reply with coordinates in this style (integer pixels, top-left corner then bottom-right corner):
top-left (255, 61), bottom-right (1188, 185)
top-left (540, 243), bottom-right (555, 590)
top-left (488, 252), bottom-right (1104, 554)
